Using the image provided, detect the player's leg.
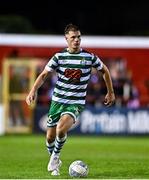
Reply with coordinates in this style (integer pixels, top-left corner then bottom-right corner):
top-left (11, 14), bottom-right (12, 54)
top-left (46, 101), bottom-right (63, 174)
top-left (47, 102), bottom-right (84, 175)
top-left (50, 104), bottom-right (84, 167)
top-left (53, 114), bottom-right (74, 154)
top-left (46, 127), bottom-right (56, 155)
top-left (47, 126), bottom-right (57, 173)
top-left (48, 114), bottom-right (74, 173)
top-left (46, 101), bottom-right (60, 156)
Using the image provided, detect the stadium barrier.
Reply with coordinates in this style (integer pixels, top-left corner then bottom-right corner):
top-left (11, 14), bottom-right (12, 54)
top-left (33, 106), bottom-right (149, 135)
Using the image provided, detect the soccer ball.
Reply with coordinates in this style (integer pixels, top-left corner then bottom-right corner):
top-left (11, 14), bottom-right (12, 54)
top-left (69, 160), bottom-right (89, 178)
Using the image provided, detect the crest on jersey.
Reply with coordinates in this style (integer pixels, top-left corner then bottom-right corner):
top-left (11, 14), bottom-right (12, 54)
top-left (80, 58), bottom-right (86, 65)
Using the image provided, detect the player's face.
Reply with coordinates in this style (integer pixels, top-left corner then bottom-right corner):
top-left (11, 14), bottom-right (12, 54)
top-left (65, 31), bottom-right (81, 52)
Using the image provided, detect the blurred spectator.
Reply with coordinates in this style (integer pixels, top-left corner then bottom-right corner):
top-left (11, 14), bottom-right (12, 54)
top-left (37, 73), bottom-right (57, 106)
top-left (9, 66), bottom-right (27, 126)
top-left (123, 70), bottom-right (140, 108)
top-left (126, 85), bottom-right (140, 108)
top-left (36, 61), bottom-right (57, 106)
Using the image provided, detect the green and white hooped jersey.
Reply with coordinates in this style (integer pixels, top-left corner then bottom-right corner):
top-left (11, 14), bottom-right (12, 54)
top-left (45, 48), bottom-right (103, 105)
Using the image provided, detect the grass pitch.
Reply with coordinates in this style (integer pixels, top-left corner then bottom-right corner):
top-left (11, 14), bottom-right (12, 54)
top-left (0, 134), bottom-right (149, 179)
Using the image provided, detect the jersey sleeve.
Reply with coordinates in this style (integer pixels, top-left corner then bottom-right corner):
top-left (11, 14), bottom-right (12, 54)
top-left (45, 54), bottom-right (58, 72)
top-left (92, 55), bottom-right (103, 70)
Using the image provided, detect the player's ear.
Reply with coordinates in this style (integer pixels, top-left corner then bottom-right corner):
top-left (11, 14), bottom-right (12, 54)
top-left (65, 34), bottom-right (69, 41)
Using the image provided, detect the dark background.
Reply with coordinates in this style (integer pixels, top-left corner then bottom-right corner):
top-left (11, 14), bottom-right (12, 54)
top-left (0, 0), bottom-right (149, 35)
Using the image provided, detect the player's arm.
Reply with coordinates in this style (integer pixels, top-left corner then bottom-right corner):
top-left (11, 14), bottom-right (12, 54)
top-left (100, 64), bottom-right (115, 106)
top-left (26, 69), bottom-right (49, 105)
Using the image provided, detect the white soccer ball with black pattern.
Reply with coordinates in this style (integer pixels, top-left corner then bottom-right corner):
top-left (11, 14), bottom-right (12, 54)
top-left (69, 160), bottom-right (89, 177)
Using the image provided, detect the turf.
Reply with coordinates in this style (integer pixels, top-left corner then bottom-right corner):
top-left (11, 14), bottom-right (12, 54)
top-left (0, 134), bottom-right (149, 179)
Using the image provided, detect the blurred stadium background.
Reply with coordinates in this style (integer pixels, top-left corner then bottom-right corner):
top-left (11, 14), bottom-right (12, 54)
top-left (0, 0), bottom-right (149, 178)
top-left (0, 33), bottom-right (149, 135)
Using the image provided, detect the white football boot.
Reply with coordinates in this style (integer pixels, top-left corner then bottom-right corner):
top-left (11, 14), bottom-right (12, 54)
top-left (51, 169), bottom-right (60, 176)
top-left (47, 154), bottom-right (62, 175)
top-left (51, 160), bottom-right (62, 176)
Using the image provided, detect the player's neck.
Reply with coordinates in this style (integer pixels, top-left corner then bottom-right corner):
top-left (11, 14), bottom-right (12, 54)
top-left (67, 48), bottom-right (81, 54)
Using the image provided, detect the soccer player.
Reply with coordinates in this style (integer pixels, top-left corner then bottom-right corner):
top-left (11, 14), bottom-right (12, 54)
top-left (26, 23), bottom-right (115, 176)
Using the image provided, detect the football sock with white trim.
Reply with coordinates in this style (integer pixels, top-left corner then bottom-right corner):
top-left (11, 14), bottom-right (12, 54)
top-left (46, 140), bottom-right (55, 155)
top-left (53, 134), bottom-right (67, 156)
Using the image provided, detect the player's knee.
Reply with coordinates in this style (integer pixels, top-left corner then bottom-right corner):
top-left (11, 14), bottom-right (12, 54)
top-left (56, 126), bottom-right (66, 138)
top-left (56, 114), bottom-right (74, 137)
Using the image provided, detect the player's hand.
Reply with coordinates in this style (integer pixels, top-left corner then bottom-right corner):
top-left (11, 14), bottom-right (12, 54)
top-left (104, 92), bottom-right (115, 107)
top-left (26, 91), bottom-right (37, 106)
